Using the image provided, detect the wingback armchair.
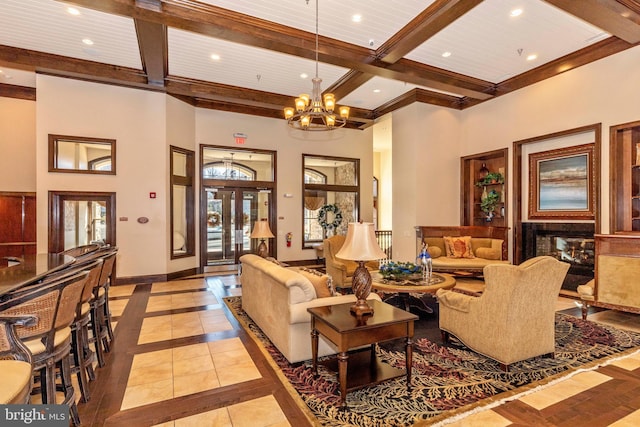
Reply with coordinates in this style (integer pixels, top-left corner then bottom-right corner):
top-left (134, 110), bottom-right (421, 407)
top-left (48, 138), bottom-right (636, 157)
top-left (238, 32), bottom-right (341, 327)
top-left (323, 235), bottom-right (379, 290)
top-left (436, 256), bottom-right (569, 370)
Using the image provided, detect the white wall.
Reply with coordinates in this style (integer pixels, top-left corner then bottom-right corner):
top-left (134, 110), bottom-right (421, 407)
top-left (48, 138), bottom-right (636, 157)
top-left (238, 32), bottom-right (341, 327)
top-left (459, 44), bottom-right (640, 236)
top-left (35, 75), bottom-right (168, 278)
top-left (166, 95), bottom-right (197, 273)
top-left (391, 103), bottom-right (462, 261)
top-left (195, 109), bottom-right (374, 262)
top-left (0, 97), bottom-right (35, 192)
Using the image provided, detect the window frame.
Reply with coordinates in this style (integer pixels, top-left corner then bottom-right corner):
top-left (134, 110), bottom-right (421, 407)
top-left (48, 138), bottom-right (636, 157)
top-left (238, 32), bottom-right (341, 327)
top-left (302, 154), bottom-right (360, 249)
top-left (170, 146), bottom-right (195, 259)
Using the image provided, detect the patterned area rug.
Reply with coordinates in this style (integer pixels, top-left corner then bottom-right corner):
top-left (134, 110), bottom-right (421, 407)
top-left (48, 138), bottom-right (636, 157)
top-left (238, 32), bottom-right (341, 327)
top-left (224, 296), bottom-right (640, 426)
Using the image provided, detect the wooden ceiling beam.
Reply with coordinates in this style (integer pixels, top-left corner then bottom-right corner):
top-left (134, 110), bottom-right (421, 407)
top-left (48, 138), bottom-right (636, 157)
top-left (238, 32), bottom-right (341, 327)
top-left (0, 45), bottom-right (152, 89)
top-left (134, 18), bottom-right (167, 86)
top-left (544, 0), bottom-right (640, 43)
top-left (378, 0), bottom-right (483, 64)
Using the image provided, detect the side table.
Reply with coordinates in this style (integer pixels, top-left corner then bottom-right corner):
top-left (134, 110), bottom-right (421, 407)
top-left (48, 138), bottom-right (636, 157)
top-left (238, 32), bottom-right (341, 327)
top-left (307, 300), bottom-right (418, 408)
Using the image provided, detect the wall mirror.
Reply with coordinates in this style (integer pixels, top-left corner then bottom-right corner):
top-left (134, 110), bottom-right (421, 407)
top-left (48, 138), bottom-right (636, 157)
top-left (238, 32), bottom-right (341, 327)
top-left (49, 134), bottom-right (116, 174)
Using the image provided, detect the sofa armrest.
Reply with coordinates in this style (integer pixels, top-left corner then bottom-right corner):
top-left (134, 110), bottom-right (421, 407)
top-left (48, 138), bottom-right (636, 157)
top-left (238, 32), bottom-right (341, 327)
top-left (289, 293), bottom-right (382, 324)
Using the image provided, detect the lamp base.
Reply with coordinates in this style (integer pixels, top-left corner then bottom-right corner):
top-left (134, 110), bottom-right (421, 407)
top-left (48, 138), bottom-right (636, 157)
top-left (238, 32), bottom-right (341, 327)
top-left (257, 240), bottom-right (268, 258)
top-left (350, 261), bottom-right (374, 316)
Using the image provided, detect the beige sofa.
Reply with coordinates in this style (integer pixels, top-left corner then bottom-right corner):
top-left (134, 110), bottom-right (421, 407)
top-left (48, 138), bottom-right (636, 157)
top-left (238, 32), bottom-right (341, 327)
top-left (417, 226), bottom-right (510, 275)
top-left (436, 256), bottom-right (569, 370)
top-left (240, 254), bottom-right (381, 363)
top-left (422, 236), bottom-right (510, 274)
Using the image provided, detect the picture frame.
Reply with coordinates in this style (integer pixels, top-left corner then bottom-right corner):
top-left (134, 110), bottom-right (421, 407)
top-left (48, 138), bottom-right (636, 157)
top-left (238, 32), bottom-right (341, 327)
top-left (528, 143), bottom-right (595, 220)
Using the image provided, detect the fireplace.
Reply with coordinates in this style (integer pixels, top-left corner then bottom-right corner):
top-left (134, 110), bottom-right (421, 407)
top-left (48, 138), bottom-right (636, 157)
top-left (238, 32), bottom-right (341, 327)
top-left (521, 223), bottom-right (595, 292)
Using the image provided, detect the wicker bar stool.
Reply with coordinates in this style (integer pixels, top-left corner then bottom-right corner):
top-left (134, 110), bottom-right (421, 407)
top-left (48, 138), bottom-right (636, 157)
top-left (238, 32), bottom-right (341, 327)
top-left (0, 314), bottom-right (37, 404)
top-left (70, 258), bottom-right (103, 402)
top-left (90, 248), bottom-right (117, 367)
top-left (0, 271), bottom-right (88, 426)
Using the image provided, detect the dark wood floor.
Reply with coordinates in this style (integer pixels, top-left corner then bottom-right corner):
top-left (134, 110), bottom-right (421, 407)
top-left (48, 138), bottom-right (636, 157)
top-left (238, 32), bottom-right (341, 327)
top-left (75, 274), bottom-right (640, 426)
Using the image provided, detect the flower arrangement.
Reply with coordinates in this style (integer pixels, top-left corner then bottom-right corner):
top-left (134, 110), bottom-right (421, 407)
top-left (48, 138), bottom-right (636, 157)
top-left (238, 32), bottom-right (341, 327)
top-left (379, 261), bottom-right (422, 280)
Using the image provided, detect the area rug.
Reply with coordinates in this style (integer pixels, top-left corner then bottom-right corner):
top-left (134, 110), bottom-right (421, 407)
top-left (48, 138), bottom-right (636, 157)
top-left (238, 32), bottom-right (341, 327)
top-left (223, 296), bottom-right (640, 426)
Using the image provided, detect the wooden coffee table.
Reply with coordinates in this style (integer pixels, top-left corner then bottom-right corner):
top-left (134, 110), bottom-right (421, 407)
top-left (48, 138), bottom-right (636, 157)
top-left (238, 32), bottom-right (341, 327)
top-left (372, 272), bottom-right (456, 313)
top-left (307, 300), bottom-right (418, 408)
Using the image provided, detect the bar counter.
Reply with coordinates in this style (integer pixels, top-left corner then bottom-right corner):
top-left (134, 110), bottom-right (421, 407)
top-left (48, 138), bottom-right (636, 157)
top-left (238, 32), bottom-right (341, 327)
top-left (0, 253), bottom-right (75, 298)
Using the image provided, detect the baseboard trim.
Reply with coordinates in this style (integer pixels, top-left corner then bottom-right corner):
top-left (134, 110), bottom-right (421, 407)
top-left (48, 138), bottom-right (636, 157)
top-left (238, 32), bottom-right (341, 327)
top-left (114, 267), bottom-right (199, 285)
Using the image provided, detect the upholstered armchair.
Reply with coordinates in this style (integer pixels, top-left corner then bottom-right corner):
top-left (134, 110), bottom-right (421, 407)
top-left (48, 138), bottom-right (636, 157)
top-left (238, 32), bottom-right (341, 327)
top-left (323, 235), bottom-right (379, 290)
top-left (436, 256), bottom-right (569, 370)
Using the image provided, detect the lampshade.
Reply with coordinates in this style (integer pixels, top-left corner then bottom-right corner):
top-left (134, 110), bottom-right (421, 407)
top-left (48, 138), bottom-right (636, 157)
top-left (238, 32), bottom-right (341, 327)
top-left (250, 219), bottom-right (274, 258)
top-left (250, 220), bottom-right (274, 239)
top-left (335, 223), bottom-right (385, 316)
top-left (336, 222), bottom-right (387, 261)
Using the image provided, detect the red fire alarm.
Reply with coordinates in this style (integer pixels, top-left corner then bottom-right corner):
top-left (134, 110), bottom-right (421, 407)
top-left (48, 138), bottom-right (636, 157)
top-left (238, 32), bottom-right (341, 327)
top-left (149, 192), bottom-right (156, 199)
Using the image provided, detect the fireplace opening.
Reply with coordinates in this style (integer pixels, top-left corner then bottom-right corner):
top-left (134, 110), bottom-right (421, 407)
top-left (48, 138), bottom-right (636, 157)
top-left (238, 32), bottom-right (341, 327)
top-left (522, 222), bottom-right (595, 292)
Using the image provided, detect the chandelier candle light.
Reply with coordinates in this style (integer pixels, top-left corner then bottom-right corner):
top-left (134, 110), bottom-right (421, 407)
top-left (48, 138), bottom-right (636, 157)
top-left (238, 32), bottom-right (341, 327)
top-left (335, 222), bottom-right (387, 316)
top-left (250, 219), bottom-right (274, 258)
top-left (283, 0), bottom-right (350, 131)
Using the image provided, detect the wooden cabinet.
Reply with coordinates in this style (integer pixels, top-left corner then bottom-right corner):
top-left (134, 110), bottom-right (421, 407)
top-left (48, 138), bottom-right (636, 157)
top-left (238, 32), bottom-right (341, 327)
top-left (460, 149), bottom-right (508, 227)
top-left (610, 120), bottom-right (640, 232)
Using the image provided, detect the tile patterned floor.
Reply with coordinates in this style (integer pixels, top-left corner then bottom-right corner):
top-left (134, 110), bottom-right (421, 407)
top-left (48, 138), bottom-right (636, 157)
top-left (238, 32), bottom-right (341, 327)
top-left (75, 275), bottom-right (640, 426)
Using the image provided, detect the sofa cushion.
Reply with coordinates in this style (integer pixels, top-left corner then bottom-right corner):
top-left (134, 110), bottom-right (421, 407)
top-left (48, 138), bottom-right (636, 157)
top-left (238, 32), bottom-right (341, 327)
top-left (475, 247), bottom-right (501, 260)
top-left (296, 267), bottom-right (334, 297)
top-left (426, 245), bottom-right (442, 258)
top-left (423, 238), bottom-right (446, 257)
top-left (444, 236), bottom-right (474, 258)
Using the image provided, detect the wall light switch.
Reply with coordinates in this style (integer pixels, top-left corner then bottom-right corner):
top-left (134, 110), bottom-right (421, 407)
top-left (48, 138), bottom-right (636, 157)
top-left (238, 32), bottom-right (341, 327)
top-left (119, 217), bottom-right (128, 221)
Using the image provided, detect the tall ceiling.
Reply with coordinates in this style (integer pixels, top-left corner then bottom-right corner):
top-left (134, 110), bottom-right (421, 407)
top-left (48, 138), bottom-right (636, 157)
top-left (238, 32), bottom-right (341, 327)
top-left (1, 0), bottom-right (639, 129)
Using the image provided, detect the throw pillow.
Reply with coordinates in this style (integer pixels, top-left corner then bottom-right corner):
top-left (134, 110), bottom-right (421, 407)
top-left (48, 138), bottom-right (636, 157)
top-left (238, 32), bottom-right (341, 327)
top-left (426, 246), bottom-right (442, 258)
top-left (298, 267), bottom-right (335, 298)
top-left (443, 236), bottom-right (474, 259)
top-left (475, 247), bottom-right (501, 260)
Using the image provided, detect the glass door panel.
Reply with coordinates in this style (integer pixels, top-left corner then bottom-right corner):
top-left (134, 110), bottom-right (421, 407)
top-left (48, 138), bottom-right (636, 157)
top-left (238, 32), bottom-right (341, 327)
top-left (205, 188), bottom-right (272, 265)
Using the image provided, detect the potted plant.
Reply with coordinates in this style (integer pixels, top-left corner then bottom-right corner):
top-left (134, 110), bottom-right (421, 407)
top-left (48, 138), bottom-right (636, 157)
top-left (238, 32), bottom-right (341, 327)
top-left (475, 171), bottom-right (504, 187)
top-left (480, 189), bottom-right (500, 221)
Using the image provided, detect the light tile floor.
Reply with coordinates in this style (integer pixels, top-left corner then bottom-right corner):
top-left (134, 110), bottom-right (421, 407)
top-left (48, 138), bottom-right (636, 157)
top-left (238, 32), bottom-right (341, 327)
top-left (102, 277), bottom-right (640, 426)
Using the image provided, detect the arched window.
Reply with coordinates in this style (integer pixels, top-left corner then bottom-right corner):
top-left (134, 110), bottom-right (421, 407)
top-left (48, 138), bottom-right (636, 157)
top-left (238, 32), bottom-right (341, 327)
top-left (203, 161), bottom-right (256, 180)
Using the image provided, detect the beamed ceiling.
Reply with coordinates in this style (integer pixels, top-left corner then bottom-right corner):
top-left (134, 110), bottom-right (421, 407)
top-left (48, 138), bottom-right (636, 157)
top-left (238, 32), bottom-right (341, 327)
top-left (1, 0), bottom-right (639, 129)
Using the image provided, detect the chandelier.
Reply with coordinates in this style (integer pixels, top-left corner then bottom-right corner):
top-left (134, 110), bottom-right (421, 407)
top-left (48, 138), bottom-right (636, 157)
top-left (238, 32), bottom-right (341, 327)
top-left (283, 0), bottom-right (350, 131)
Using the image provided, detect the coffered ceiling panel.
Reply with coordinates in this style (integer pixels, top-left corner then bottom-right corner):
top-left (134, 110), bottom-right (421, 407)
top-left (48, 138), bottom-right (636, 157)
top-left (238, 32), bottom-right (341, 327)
top-left (168, 28), bottom-right (350, 97)
top-left (0, 0), bottom-right (142, 69)
top-left (198, 0), bottom-right (437, 50)
top-left (406, 0), bottom-right (610, 82)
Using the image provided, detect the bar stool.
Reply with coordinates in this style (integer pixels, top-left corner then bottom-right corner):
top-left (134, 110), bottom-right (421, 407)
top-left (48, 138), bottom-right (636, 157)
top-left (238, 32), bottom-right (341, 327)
top-left (90, 248), bottom-right (117, 367)
top-left (0, 271), bottom-right (89, 426)
top-left (0, 314), bottom-right (37, 404)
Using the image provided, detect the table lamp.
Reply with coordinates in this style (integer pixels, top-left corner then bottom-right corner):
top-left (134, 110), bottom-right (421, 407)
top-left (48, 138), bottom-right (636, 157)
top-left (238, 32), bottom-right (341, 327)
top-left (250, 219), bottom-right (274, 258)
top-left (336, 222), bottom-right (387, 316)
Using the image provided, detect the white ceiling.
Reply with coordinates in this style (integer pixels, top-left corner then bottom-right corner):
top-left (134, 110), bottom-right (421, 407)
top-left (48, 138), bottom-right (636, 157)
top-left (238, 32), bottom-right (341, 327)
top-left (0, 0), bottom-right (623, 113)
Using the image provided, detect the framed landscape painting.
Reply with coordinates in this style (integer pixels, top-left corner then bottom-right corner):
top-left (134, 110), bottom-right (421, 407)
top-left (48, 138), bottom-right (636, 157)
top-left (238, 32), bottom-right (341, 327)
top-left (528, 143), bottom-right (596, 220)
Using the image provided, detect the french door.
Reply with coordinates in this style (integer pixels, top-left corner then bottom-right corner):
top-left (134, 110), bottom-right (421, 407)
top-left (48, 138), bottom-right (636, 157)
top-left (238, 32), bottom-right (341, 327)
top-left (203, 187), bottom-right (272, 266)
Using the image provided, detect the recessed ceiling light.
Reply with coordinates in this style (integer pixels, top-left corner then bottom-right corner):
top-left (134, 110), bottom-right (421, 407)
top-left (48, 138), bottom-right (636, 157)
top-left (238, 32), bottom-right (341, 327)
top-left (373, 89), bottom-right (381, 93)
top-left (82, 38), bottom-right (94, 45)
top-left (526, 54), bottom-right (537, 61)
top-left (352, 14), bottom-right (362, 23)
top-left (510, 8), bottom-right (523, 17)
top-left (67, 7), bottom-right (80, 16)
top-left (300, 73), bottom-right (308, 79)
top-left (442, 51), bottom-right (452, 58)
top-left (210, 54), bottom-right (221, 61)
